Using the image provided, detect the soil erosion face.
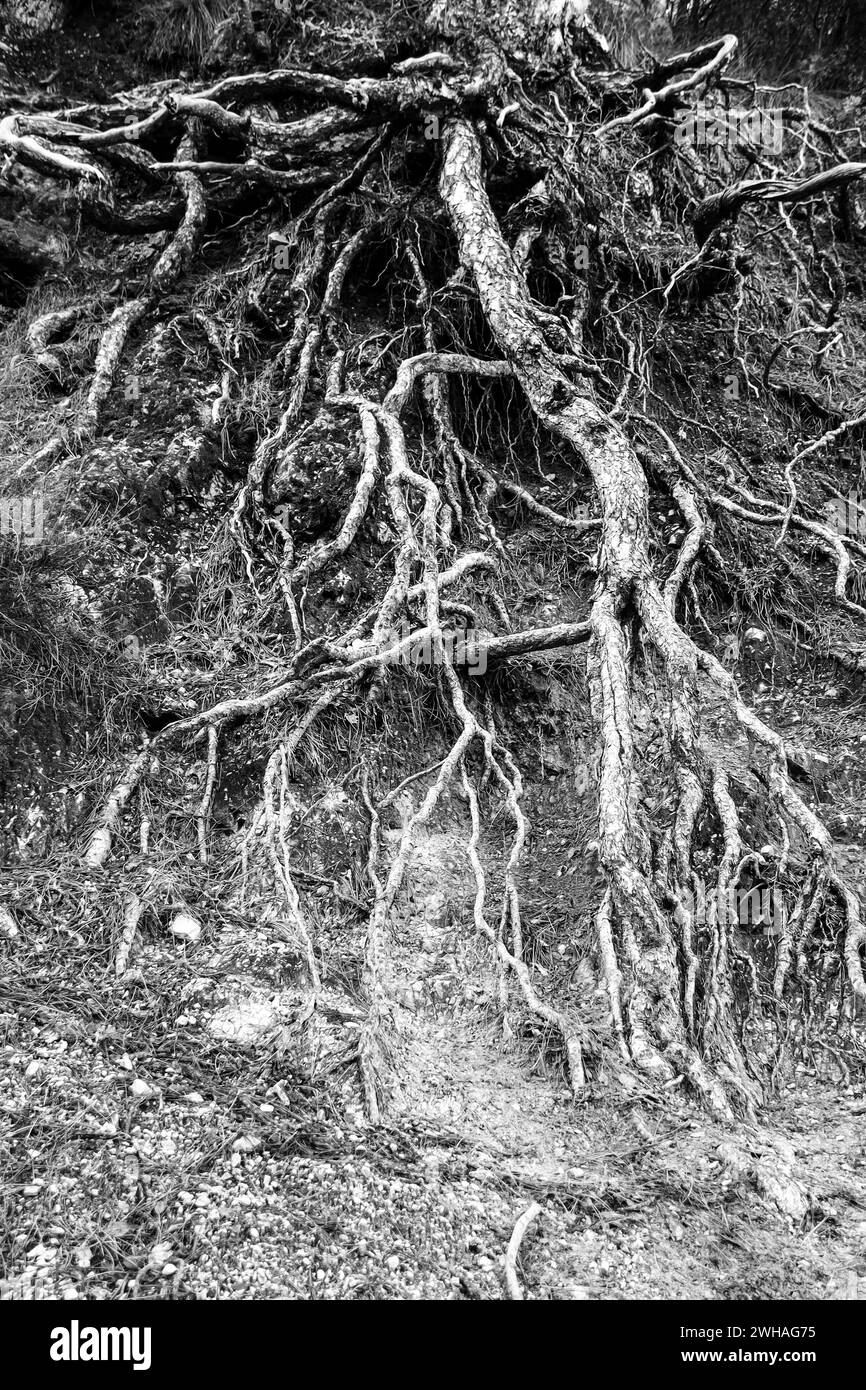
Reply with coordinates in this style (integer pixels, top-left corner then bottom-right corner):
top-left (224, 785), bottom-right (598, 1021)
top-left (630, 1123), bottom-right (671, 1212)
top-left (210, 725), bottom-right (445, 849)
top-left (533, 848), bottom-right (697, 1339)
top-left (1, 5), bottom-right (865, 1293)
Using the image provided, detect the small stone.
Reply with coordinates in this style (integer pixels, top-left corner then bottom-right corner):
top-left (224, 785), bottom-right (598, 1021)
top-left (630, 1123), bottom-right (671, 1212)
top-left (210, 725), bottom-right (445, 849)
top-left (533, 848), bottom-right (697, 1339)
top-left (209, 992), bottom-right (279, 1044)
top-left (130, 1078), bottom-right (155, 1100)
top-left (161, 1264), bottom-right (177, 1277)
top-left (169, 912), bottom-right (202, 943)
top-left (385, 1255), bottom-right (400, 1271)
top-left (232, 1135), bottom-right (262, 1153)
top-left (0, 907), bottom-right (19, 938)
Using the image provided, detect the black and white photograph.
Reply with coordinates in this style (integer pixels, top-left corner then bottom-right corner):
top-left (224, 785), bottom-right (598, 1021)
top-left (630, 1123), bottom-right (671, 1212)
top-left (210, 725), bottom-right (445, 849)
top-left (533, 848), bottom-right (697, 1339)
top-left (0, 0), bottom-right (864, 1335)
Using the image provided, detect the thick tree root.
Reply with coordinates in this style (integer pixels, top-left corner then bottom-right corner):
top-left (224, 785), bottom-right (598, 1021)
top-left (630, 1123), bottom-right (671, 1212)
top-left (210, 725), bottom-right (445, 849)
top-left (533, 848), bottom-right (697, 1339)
top-left (439, 115), bottom-right (862, 1112)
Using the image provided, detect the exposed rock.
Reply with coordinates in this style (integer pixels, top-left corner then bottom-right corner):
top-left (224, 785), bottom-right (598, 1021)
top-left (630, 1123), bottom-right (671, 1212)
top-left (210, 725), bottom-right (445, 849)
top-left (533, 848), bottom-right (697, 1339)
top-left (209, 990), bottom-right (285, 1046)
top-left (169, 911), bottom-right (202, 944)
top-left (786, 743), bottom-right (831, 786)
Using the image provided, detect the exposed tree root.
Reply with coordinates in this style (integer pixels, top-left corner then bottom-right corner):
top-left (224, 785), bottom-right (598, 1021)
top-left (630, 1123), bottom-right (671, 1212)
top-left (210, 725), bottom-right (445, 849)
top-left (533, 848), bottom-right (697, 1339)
top-left (439, 114), bottom-right (862, 1113)
top-left (504, 1200), bottom-right (542, 1300)
top-left (84, 749), bottom-right (151, 871)
top-left (12, 9), bottom-right (862, 1125)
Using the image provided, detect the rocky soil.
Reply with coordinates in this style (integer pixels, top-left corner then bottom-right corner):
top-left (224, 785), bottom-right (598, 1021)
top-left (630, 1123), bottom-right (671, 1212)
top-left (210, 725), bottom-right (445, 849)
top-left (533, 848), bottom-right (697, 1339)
top-left (1, 820), bottom-right (864, 1302)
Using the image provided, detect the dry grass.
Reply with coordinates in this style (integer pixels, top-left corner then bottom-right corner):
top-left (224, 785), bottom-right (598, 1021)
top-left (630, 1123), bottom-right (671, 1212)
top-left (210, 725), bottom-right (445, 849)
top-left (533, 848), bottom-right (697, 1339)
top-left (141, 0), bottom-right (235, 63)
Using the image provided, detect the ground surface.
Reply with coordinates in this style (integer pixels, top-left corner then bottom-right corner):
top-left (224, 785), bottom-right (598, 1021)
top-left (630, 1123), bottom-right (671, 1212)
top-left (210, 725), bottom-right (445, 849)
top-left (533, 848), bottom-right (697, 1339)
top-left (1, 834), bottom-right (864, 1302)
top-left (2, 1), bottom-right (866, 1303)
